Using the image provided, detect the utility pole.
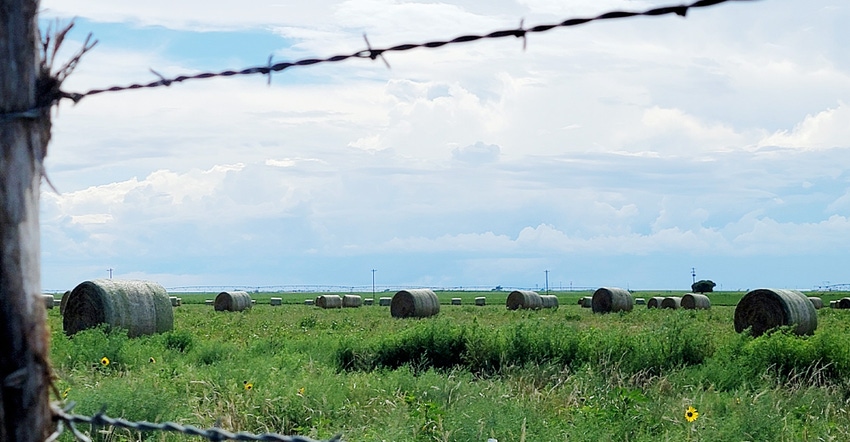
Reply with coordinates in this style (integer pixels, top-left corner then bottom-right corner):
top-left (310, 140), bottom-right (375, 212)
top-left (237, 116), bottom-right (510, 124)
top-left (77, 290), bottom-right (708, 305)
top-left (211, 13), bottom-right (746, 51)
top-left (1, 0), bottom-right (54, 439)
top-left (691, 267), bottom-right (696, 284)
top-left (107, 268), bottom-right (113, 279)
top-left (544, 270), bottom-right (549, 295)
top-left (371, 269), bottom-right (377, 302)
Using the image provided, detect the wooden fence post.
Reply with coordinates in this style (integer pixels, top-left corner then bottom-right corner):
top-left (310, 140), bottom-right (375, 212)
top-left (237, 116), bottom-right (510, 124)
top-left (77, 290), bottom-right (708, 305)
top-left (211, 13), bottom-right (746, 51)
top-left (1, 0), bottom-right (54, 440)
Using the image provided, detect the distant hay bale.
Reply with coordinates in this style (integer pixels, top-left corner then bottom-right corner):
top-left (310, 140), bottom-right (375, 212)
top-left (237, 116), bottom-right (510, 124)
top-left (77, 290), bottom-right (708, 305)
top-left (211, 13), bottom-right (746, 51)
top-left (682, 293), bottom-right (711, 310)
top-left (647, 297), bottom-right (665, 309)
top-left (364, 298), bottom-right (374, 306)
top-left (830, 300), bottom-right (837, 309)
top-left (53, 298), bottom-right (61, 307)
top-left (205, 299), bottom-right (213, 306)
top-left (342, 295), bottom-right (363, 308)
top-left (316, 294), bottom-right (343, 309)
top-left (378, 297), bottom-right (392, 306)
top-left (304, 299), bottom-right (315, 306)
top-left (540, 295), bottom-right (559, 309)
top-left (635, 298), bottom-right (646, 305)
top-left (170, 296), bottom-right (179, 307)
top-left (577, 297), bottom-right (584, 305)
top-left (391, 289), bottom-right (440, 318)
top-left (506, 290), bottom-right (543, 310)
top-left (474, 296), bottom-right (486, 306)
top-left (176, 297), bottom-right (182, 306)
top-left (43, 294), bottom-right (55, 310)
top-left (580, 297), bottom-right (592, 308)
top-left (63, 279), bottom-right (173, 338)
top-left (270, 297), bottom-right (282, 306)
top-left (591, 287), bottom-right (634, 313)
top-left (451, 298), bottom-right (462, 305)
top-left (59, 290), bottom-right (71, 315)
top-left (661, 297), bottom-right (682, 309)
top-left (807, 297), bottom-right (823, 310)
top-left (734, 288), bottom-right (817, 337)
top-left (214, 291), bottom-right (253, 312)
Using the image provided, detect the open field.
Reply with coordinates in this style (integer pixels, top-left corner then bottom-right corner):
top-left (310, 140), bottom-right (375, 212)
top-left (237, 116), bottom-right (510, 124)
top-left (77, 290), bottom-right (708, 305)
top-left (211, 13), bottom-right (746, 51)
top-left (49, 290), bottom-right (850, 441)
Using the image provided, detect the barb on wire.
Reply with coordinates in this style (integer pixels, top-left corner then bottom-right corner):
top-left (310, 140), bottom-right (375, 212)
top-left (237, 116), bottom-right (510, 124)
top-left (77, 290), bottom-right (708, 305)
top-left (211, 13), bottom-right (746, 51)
top-left (58, 0), bottom-right (756, 103)
top-left (51, 402), bottom-right (343, 442)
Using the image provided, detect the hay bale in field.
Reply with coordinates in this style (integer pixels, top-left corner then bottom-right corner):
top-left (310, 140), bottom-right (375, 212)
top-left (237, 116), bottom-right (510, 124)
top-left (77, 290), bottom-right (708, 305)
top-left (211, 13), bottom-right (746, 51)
top-left (214, 291), bottom-right (253, 312)
top-left (580, 297), bottom-right (592, 308)
top-left (270, 297), bottom-right (282, 306)
top-left (807, 297), bottom-right (823, 310)
top-left (682, 293), bottom-right (711, 310)
top-left (379, 297), bottom-right (392, 306)
top-left (661, 297), bottom-right (682, 309)
top-left (635, 298), bottom-right (646, 305)
top-left (59, 290), bottom-right (71, 315)
top-left (474, 296), bottom-right (486, 306)
top-left (647, 297), bottom-right (665, 309)
top-left (540, 295), bottom-right (559, 309)
top-left (506, 290), bottom-right (543, 310)
top-left (53, 298), bottom-right (61, 307)
top-left (391, 289), bottom-right (440, 318)
top-left (364, 298), bottom-right (374, 306)
top-left (63, 279), bottom-right (173, 338)
top-left (205, 299), bottom-right (213, 306)
top-left (43, 294), bottom-right (55, 310)
top-left (591, 287), bottom-right (634, 313)
top-left (451, 298), bottom-right (462, 306)
top-left (343, 294), bottom-right (363, 308)
top-left (176, 297), bottom-right (182, 306)
top-left (170, 296), bottom-right (179, 307)
top-left (734, 288), bottom-right (817, 337)
top-left (838, 298), bottom-right (850, 309)
top-left (317, 294), bottom-right (343, 309)
top-left (830, 300), bottom-right (837, 309)
top-left (304, 299), bottom-right (315, 305)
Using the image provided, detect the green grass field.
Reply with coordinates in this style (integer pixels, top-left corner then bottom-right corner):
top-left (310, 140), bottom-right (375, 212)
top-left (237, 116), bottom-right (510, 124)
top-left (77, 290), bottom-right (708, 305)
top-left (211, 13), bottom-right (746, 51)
top-left (49, 290), bottom-right (850, 441)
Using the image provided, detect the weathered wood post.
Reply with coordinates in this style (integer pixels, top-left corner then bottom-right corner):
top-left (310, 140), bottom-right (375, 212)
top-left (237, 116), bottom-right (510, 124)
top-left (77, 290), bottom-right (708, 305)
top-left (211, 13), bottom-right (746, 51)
top-left (1, 0), bottom-right (54, 439)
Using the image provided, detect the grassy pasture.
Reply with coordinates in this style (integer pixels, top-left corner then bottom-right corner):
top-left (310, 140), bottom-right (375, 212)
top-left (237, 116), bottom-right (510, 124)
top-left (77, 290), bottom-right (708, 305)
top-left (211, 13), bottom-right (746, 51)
top-left (49, 291), bottom-right (850, 441)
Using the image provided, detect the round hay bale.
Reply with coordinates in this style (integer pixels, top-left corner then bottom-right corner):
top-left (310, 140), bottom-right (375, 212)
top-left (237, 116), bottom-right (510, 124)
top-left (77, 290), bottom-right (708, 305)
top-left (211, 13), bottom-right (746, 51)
top-left (170, 296), bottom-right (179, 307)
top-left (391, 289), bottom-right (440, 318)
top-left (635, 298), bottom-right (646, 305)
top-left (734, 288), bottom-right (817, 336)
top-left (829, 300), bottom-right (837, 309)
top-left (43, 294), bottom-right (55, 310)
top-left (807, 297), bottom-right (823, 310)
top-left (204, 299), bottom-right (213, 306)
top-left (647, 297), bottom-right (664, 309)
top-left (577, 297), bottom-right (584, 305)
top-left (214, 291), bottom-right (253, 312)
top-left (682, 293), bottom-right (711, 310)
top-left (63, 279), bottom-right (173, 338)
top-left (342, 294), bottom-right (363, 308)
top-left (661, 297), bottom-right (682, 309)
top-left (270, 297), bottom-right (282, 306)
top-left (53, 298), bottom-right (62, 307)
top-left (304, 299), bottom-right (315, 306)
top-left (176, 297), bottom-right (182, 306)
top-left (580, 297), bottom-right (592, 308)
top-left (378, 297), bottom-right (392, 306)
top-left (839, 298), bottom-right (850, 309)
top-left (317, 294), bottom-right (343, 309)
top-left (506, 290), bottom-right (543, 310)
top-left (364, 298), bottom-right (374, 306)
top-left (59, 290), bottom-right (71, 315)
top-left (474, 296), bottom-right (486, 306)
top-left (451, 298), bottom-right (462, 306)
top-left (540, 295), bottom-right (559, 309)
top-left (591, 287), bottom-right (634, 313)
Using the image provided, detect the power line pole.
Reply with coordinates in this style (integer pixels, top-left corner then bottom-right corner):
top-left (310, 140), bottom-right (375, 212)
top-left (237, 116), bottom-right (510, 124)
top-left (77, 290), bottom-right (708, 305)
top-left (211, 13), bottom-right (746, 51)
top-left (107, 268), bottom-right (113, 279)
top-left (371, 269), bottom-right (377, 302)
top-left (691, 267), bottom-right (696, 284)
top-left (1, 0), bottom-right (54, 439)
top-left (544, 270), bottom-right (549, 295)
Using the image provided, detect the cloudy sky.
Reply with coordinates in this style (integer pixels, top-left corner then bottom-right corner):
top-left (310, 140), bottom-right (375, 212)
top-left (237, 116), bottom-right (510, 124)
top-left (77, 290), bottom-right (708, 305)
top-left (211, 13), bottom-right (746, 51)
top-left (37, 0), bottom-right (850, 292)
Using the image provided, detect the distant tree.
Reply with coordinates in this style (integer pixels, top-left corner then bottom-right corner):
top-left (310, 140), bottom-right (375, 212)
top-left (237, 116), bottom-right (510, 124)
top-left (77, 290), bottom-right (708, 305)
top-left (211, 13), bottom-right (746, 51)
top-left (692, 279), bottom-right (716, 293)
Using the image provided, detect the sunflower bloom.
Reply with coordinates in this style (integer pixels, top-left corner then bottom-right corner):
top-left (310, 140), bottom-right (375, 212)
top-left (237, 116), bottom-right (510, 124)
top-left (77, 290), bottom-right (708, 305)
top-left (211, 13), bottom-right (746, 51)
top-left (100, 357), bottom-right (110, 367)
top-left (149, 357), bottom-right (156, 363)
top-left (297, 387), bottom-right (305, 396)
top-left (685, 406), bottom-right (699, 422)
top-left (244, 382), bottom-right (253, 391)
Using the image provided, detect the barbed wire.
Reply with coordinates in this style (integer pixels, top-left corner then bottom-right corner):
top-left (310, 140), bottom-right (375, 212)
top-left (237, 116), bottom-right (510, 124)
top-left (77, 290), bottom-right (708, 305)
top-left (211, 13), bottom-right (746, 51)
top-left (55, 0), bottom-right (755, 104)
top-left (50, 402), bottom-right (342, 442)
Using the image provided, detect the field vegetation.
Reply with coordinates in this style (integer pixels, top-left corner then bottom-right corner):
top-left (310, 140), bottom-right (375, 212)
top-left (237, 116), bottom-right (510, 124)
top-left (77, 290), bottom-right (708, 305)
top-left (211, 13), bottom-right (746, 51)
top-left (49, 290), bottom-right (850, 441)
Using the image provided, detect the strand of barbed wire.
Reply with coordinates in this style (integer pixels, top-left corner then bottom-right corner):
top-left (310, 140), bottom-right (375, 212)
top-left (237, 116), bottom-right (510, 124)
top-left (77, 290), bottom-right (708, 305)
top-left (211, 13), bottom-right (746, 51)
top-left (59, 0), bottom-right (754, 103)
top-left (50, 402), bottom-right (342, 442)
